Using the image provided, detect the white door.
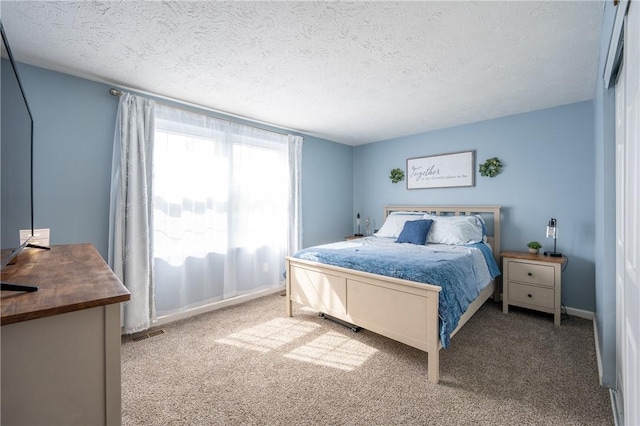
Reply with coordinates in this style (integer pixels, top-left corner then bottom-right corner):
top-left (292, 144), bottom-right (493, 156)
top-left (615, 37), bottom-right (626, 415)
top-left (616, 1), bottom-right (640, 424)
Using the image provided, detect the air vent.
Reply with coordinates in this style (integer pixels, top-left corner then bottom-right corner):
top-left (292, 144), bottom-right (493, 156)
top-left (129, 328), bottom-right (165, 342)
top-left (148, 329), bottom-right (165, 338)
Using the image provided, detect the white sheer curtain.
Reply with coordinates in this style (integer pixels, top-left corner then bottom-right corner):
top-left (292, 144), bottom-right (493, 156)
top-left (153, 104), bottom-right (302, 317)
top-left (288, 135), bottom-right (303, 256)
top-left (108, 93), bottom-right (156, 334)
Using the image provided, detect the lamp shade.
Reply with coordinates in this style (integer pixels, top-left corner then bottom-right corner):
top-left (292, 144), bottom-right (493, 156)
top-left (545, 218), bottom-right (562, 257)
top-left (546, 218), bottom-right (557, 239)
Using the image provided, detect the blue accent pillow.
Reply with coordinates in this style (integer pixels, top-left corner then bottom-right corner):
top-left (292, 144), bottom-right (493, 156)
top-left (396, 219), bottom-right (433, 245)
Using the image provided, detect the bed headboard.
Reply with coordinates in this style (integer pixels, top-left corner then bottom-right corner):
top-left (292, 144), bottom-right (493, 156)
top-left (383, 205), bottom-right (502, 264)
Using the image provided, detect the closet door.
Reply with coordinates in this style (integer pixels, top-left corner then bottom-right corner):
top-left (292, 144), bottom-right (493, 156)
top-left (616, 1), bottom-right (640, 424)
top-left (614, 43), bottom-right (625, 416)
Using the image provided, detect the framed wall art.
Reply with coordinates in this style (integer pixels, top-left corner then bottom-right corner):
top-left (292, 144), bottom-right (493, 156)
top-left (406, 150), bottom-right (475, 189)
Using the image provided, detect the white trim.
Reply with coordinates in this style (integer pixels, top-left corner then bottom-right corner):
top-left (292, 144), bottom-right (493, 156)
top-left (610, 387), bottom-right (624, 426)
top-left (594, 317), bottom-right (605, 384)
top-left (604, 0), bottom-right (630, 89)
top-left (564, 305), bottom-right (594, 320)
top-left (491, 294), bottom-right (593, 321)
top-left (150, 285), bottom-right (285, 329)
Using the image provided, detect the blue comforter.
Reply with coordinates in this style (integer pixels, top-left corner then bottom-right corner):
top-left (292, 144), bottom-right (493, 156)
top-left (293, 237), bottom-right (501, 348)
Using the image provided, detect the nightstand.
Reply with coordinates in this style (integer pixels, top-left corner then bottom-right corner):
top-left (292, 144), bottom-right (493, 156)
top-left (501, 251), bottom-right (565, 326)
top-left (345, 235), bottom-right (364, 241)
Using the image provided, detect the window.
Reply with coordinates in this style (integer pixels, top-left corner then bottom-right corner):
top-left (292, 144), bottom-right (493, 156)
top-left (153, 105), bottom-right (293, 317)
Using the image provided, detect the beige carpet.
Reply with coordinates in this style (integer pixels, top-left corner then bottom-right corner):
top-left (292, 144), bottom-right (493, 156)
top-left (121, 294), bottom-right (613, 425)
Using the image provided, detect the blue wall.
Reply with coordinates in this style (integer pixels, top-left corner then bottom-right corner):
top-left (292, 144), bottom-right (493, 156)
top-left (301, 136), bottom-right (354, 247)
top-left (593, 1), bottom-right (617, 387)
top-left (17, 63), bottom-right (353, 259)
top-left (20, 64), bottom-right (118, 257)
top-left (353, 101), bottom-right (596, 312)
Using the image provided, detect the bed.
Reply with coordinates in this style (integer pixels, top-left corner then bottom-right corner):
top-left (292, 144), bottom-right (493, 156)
top-left (285, 205), bottom-right (501, 384)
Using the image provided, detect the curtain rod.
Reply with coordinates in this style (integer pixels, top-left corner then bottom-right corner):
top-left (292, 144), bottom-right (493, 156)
top-left (108, 87), bottom-right (294, 137)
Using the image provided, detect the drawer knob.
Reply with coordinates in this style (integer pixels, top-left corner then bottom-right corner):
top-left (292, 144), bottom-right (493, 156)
top-left (527, 272), bottom-right (533, 276)
top-left (528, 294), bottom-right (532, 298)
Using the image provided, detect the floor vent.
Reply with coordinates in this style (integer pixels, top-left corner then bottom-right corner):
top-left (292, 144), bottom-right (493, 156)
top-left (131, 334), bottom-right (149, 342)
top-left (148, 329), bottom-right (165, 338)
top-left (129, 328), bottom-right (165, 342)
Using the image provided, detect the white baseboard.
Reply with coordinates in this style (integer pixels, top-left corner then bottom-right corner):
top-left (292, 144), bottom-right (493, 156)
top-left (593, 317), bottom-right (605, 384)
top-left (564, 305), bottom-right (593, 320)
top-left (610, 387), bottom-right (624, 426)
top-left (593, 317), bottom-right (622, 425)
top-left (497, 294), bottom-right (594, 320)
top-left (153, 285), bottom-right (285, 328)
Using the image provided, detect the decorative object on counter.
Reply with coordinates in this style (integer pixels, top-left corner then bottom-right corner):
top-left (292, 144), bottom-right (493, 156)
top-left (389, 168), bottom-right (405, 183)
top-left (545, 218), bottom-right (562, 257)
top-left (527, 241), bottom-right (542, 254)
top-left (479, 157), bottom-right (502, 177)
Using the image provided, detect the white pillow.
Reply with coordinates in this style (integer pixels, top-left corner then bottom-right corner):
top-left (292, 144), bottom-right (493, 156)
top-left (375, 212), bottom-right (425, 238)
top-left (424, 214), bottom-right (484, 245)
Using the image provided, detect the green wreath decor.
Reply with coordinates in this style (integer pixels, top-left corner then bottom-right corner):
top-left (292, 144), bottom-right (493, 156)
top-left (389, 168), bottom-right (405, 183)
top-left (479, 157), bottom-right (503, 178)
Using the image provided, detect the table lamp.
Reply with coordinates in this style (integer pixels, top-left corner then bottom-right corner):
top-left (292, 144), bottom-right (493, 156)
top-left (355, 212), bottom-right (363, 236)
top-left (544, 218), bottom-right (562, 257)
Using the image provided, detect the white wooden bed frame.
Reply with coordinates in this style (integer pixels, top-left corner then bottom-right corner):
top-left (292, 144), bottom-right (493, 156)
top-left (285, 205), bottom-right (501, 384)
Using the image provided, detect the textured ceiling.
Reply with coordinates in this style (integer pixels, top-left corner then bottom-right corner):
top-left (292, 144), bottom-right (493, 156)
top-left (1, 1), bottom-right (603, 145)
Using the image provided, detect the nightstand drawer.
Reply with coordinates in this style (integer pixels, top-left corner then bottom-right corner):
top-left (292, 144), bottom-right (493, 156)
top-left (508, 261), bottom-right (555, 287)
top-left (508, 282), bottom-right (555, 310)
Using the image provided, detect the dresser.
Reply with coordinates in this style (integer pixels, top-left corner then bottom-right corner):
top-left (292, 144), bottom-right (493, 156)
top-left (1, 244), bottom-right (130, 425)
top-left (501, 251), bottom-right (565, 326)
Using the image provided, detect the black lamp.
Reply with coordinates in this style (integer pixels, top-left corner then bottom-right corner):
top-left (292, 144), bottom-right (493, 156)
top-left (544, 218), bottom-right (562, 257)
top-left (355, 212), bottom-right (363, 236)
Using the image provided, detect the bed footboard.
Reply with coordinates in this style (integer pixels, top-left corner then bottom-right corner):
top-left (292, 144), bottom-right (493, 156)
top-left (285, 256), bottom-right (442, 383)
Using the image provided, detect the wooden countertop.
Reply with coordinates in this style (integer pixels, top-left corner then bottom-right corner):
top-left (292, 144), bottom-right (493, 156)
top-left (1, 244), bottom-right (130, 325)
top-left (501, 250), bottom-right (566, 264)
